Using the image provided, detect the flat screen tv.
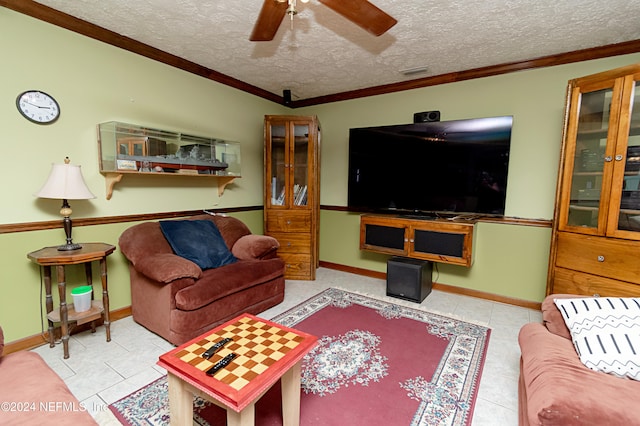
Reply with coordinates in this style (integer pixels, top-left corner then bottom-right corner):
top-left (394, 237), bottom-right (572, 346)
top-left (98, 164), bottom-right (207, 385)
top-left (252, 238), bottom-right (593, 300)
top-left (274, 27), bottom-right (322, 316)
top-left (348, 116), bottom-right (513, 217)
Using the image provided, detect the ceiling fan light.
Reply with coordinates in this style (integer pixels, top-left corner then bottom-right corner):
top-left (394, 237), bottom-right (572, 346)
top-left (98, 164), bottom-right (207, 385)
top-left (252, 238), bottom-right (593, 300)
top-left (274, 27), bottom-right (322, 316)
top-left (287, 0), bottom-right (297, 16)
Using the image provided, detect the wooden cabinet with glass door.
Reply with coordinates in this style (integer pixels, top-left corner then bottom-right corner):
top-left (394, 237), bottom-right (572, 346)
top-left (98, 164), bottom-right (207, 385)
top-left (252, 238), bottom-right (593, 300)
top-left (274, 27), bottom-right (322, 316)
top-left (264, 115), bottom-right (321, 280)
top-left (547, 63), bottom-right (640, 296)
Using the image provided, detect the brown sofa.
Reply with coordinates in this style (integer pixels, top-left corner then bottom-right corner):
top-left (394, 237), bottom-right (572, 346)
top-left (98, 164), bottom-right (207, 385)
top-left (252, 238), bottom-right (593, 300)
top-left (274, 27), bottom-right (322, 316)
top-left (119, 213), bottom-right (285, 345)
top-left (518, 294), bottom-right (640, 425)
top-left (0, 326), bottom-right (97, 425)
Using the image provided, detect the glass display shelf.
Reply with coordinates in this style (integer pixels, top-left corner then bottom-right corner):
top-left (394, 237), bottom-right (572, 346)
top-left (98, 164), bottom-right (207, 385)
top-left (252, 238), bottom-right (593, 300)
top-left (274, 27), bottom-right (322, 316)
top-left (98, 121), bottom-right (241, 199)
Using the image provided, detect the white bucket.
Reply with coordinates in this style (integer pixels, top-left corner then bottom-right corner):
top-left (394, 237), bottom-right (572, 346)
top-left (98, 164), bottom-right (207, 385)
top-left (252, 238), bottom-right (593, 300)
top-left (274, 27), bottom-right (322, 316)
top-left (71, 286), bottom-right (92, 312)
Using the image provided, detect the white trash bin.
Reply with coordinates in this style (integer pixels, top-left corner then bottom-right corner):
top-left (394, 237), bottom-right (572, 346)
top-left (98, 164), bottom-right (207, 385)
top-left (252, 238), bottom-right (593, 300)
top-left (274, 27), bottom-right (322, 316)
top-left (71, 285), bottom-right (93, 312)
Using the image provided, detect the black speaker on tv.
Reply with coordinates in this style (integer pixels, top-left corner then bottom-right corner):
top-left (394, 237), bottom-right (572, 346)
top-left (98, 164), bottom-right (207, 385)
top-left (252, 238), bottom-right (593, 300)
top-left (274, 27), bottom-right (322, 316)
top-left (386, 257), bottom-right (432, 303)
top-left (413, 110), bottom-right (440, 123)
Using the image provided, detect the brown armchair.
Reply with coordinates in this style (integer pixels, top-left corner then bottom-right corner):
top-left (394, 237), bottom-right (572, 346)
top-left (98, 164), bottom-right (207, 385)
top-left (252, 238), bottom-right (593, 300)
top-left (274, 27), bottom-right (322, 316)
top-left (118, 214), bottom-right (285, 345)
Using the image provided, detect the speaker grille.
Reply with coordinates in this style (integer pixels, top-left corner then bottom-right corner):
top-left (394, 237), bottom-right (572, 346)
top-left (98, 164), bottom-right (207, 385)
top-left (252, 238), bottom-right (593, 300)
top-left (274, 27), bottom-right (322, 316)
top-left (413, 230), bottom-right (464, 258)
top-left (365, 225), bottom-right (405, 250)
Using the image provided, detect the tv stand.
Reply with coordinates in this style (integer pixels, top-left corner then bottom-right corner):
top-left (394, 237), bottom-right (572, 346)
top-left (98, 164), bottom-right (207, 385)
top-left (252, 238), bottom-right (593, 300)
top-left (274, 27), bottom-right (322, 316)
top-left (359, 214), bottom-right (476, 267)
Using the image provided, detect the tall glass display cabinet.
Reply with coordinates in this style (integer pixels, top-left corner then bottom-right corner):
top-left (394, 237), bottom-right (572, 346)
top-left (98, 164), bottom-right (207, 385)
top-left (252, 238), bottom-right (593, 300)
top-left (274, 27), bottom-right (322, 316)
top-left (264, 115), bottom-right (321, 280)
top-left (547, 63), bottom-right (640, 296)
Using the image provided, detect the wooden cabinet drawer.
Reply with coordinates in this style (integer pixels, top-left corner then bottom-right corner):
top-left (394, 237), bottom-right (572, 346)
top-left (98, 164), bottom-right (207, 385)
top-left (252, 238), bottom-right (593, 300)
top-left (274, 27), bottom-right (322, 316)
top-left (556, 232), bottom-right (640, 284)
top-left (266, 211), bottom-right (311, 233)
top-left (269, 232), bottom-right (311, 254)
top-left (279, 253), bottom-right (312, 279)
top-left (552, 267), bottom-right (640, 297)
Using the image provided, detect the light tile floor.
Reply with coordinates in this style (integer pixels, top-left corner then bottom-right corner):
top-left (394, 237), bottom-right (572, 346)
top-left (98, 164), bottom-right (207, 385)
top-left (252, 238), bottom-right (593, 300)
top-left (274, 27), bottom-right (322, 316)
top-left (32, 267), bottom-right (541, 425)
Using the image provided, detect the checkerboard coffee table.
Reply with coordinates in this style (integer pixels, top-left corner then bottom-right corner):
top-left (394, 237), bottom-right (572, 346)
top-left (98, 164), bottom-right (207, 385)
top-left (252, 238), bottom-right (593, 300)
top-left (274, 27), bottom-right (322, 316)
top-left (157, 313), bottom-right (318, 426)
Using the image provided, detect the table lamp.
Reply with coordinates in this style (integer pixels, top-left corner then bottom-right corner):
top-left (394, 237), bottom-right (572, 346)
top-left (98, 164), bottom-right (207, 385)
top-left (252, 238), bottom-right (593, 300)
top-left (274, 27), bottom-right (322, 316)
top-left (35, 157), bottom-right (95, 251)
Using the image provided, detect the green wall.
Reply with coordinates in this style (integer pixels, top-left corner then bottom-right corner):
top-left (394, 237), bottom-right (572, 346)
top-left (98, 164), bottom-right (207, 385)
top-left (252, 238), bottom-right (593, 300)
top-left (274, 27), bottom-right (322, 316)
top-left (1, 8), bottom-right (287, 224)
top-left (0, 9), bottom-right (281, 342)
top-left (306, 54), bottom-right (640, 303)
top-left (318, 211), bottom-right (552, 302)
top-left (301, 56), bottom-right (640, 219)
top-left (2, 6), bottom-right (640, 342)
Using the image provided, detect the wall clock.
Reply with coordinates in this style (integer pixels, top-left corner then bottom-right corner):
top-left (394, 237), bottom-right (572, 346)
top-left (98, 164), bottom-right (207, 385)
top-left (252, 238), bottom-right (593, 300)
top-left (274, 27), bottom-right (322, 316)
top-left (16, 90), bottom-right (60, 124)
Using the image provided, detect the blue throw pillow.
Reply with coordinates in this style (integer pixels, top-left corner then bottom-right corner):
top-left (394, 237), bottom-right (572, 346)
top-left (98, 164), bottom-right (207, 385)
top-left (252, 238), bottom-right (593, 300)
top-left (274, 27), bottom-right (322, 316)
top-left (159, 220), bottom-right (237, 270)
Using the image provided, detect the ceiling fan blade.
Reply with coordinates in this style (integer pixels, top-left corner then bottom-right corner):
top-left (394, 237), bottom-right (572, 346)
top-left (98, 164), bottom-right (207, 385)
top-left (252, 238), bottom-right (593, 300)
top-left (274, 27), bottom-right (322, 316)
top-left (318, 0), bottom-right (397, 36)
top-left (250, 0), bottom-right (288, 41)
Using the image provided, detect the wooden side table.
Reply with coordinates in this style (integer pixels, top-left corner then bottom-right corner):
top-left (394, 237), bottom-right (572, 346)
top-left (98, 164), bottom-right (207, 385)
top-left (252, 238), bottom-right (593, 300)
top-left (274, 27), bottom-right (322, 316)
top-left (27, 243), bottom-right (116, 359)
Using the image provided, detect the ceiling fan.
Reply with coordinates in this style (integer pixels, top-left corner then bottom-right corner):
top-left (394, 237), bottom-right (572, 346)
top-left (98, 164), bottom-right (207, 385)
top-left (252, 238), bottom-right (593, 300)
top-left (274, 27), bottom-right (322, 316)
top-left (250, 0), bottom-right (397, 41)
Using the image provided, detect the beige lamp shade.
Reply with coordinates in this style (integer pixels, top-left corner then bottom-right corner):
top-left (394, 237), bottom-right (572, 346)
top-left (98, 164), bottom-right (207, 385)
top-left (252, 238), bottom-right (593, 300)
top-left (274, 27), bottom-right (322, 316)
top-left (35, 158), bottom-right (95, 200)
top-left (34, 157), bottom-right (95, 251)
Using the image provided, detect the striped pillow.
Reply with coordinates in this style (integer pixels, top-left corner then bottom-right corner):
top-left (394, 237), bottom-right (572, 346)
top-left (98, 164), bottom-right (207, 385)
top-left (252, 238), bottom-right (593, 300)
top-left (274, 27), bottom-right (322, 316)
top-left (554, 297), bottom-right (640, 381)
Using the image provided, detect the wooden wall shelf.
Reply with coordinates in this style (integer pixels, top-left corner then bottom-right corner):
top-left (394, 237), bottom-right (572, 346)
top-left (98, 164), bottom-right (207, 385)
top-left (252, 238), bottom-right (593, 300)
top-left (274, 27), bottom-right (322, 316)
top-left (102, 172), bottom-right (237, 200)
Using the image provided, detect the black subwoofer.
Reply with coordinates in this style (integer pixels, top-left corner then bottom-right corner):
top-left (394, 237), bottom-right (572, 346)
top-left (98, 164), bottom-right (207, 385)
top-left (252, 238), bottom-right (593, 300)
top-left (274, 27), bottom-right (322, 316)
top-left (386, 256), bottom-right (432, 303)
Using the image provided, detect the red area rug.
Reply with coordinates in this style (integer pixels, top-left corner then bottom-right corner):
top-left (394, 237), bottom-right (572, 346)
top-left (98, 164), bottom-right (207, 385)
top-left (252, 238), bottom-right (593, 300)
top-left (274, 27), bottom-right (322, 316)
top-left (110, 288), bottom-right (490, 425)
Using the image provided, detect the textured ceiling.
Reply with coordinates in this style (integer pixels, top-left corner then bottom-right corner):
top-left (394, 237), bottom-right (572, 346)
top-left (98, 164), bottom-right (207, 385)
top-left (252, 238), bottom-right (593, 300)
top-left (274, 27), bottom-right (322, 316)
top-left (30, 0), bottom-right (640, 101)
